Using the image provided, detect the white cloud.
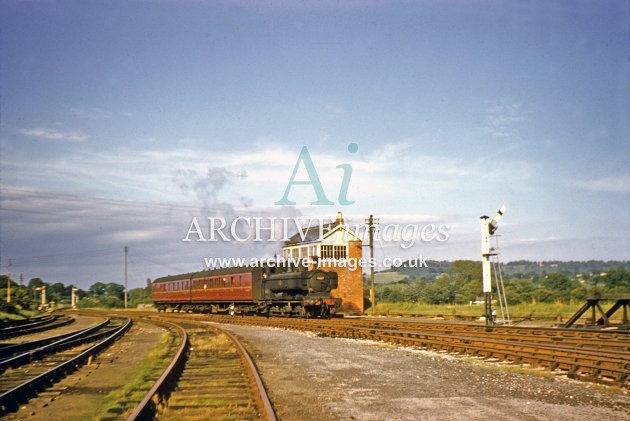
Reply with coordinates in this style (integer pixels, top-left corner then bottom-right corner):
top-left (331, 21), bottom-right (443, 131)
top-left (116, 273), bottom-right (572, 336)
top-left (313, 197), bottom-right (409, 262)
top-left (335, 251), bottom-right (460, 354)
top-left (2, 136), bottom-right (536, 218)
top-left (481, 100), bottom-right (532, 142)
top-left (20, 127), bottom-right (88, 142)
top-left (70, 107), bottom-right (132, 120)
top-left (0, 185), bottom-right (302, 288)
top-left (574, 175), bottom-right (630, 194)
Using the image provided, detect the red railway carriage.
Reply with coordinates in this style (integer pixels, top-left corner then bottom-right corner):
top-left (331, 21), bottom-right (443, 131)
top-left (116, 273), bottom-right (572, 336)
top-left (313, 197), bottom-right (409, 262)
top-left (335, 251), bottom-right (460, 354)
top-left (190, 271), bottom-right (253, 301)
top-left (152, 267), bottom-right (258, 311)
top-left (152, 265), bottom-right (339, 317)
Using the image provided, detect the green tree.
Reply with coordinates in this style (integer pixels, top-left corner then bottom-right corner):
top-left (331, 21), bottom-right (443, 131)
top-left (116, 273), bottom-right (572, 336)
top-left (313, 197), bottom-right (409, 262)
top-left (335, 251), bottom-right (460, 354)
top-left (13, 287), bottom-right (34, 310)
top-left (27, 278), bottom-right (45, 289)
top-left (77, 297), bottom-right (100, 309)
top-left (381, 287), bottom-right (404, 302)
top-left (542, 273), bottom-right (578, 301)
top-left (504, 277), bottom-right (542, 304)
top-left (404, 279), bottom-right (428, 303)
top-left (129, 287), bottom-right (152, 307)
top-left (48, 282), bottom-right (67, 304)
top-left (459, 279), bottom-right (482, 303)
top-left (596, 268), bottom-right (630, 291)
top-left (571, 285), bottom-right (590, 302)
top-left (89, 282), bottom-right (106, 297)
top-left (446, 260), bottom-right (483, 282)
top-left (105, 283), bottom-right (125, 300)
top-left (424, 282), bottom-right (450, 304)
top-left (99, 295), bottom-right (123, 308)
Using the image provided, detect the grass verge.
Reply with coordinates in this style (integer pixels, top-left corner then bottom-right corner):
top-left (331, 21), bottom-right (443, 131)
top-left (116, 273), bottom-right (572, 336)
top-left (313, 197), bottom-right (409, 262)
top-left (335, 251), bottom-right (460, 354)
top-left (0, 309), bottom-right (38, 321)
top-left (366, 301), bottom-right (611, 321)
top-left (96, 330), bottom-right (176, 419)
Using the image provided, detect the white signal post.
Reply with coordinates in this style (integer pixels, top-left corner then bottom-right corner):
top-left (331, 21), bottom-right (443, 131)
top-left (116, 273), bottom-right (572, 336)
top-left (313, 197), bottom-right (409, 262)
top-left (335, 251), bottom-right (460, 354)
top-left (480, 205), bottom-right (506, 327)
top-left (36, 286), bottom-right (47, 309)
top-left (71, 287), bottom-right (79, 309)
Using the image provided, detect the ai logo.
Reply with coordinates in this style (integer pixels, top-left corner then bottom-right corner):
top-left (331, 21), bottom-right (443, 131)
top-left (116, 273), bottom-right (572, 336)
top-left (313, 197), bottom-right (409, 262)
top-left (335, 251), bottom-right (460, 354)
top-left (275, 143), bottom-right (358, 206)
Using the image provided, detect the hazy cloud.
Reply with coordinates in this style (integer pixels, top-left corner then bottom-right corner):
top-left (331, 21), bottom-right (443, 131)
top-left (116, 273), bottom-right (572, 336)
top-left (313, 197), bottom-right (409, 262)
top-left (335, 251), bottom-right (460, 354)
top-left (574, 175), bottom-right (630, 194)
top-left (20, 127), bottom-right (88, 142)
top-left (484, 101), bottom-right (531, 141)
top-left (70, 107), bottom-right (133, 120)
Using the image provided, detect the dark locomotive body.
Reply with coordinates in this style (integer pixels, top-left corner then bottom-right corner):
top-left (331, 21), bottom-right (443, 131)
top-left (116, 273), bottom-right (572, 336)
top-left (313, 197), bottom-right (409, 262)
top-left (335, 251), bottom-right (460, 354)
top-left (152, 265), bottom-right (339, 317)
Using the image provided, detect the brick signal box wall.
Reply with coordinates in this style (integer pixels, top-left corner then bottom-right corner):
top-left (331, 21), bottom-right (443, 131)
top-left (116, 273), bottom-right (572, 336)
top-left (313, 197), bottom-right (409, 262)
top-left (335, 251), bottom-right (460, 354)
top-left (328, 240), bottom-right (364, 314)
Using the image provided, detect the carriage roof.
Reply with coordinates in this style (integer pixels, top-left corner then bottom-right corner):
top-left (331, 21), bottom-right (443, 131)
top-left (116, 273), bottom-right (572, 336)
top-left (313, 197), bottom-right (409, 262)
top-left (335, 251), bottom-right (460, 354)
top-left (152, 266), bottom-right (263, 284)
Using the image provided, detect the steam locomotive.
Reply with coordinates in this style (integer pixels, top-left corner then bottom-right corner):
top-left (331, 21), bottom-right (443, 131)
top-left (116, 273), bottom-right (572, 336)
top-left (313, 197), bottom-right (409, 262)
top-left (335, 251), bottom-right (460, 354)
top-left (152, 265), bottom-right (340, 317)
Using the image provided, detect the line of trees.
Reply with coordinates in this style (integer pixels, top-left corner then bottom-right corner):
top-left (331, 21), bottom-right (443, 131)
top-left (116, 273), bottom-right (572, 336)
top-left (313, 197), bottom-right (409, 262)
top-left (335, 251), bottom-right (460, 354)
top-left (369, 261), bottom-right (630, 305)
top-left (0, 276), bottom-right (153, 315)
top-left (4, 260), bottom-right (629, 315)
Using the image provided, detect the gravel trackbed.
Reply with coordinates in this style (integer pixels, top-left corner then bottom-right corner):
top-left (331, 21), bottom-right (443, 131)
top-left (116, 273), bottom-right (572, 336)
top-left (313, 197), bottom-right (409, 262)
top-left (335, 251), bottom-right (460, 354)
top-left (213, 323), bottom-right (629, 421)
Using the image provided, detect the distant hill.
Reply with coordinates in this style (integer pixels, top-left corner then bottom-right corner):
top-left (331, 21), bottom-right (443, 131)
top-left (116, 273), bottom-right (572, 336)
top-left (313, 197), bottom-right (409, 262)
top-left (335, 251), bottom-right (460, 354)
top-left (501, 260), bottom-right (630, 276)
top-left (376, 260), bottom-right (451, 282)
top-left (376, 260), bottom-right (630, 283)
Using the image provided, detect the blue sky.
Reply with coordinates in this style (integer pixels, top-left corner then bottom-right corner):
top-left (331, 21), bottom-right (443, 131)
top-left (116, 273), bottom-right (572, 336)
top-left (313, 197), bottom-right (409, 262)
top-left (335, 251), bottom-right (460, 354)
top-left (1, 1), bottom-right (628, 290)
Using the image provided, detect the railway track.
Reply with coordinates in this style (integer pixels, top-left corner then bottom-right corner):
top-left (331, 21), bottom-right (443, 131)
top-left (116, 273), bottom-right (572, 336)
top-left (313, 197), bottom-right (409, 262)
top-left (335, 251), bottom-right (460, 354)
top-left (0, 317), bottom-right (132, 415)
top-left (127, 315), bottom-right (276, 421)
top-left (203, 314), bottom-right (630, 388)
top-left (0, 314), bottom-right (75, 340)
top-left (0, 318), bottom-right (113, 373)
top-left (0, 314), bottom-right (56, 329)
top-left (36, 310), bottom-right (622, 418)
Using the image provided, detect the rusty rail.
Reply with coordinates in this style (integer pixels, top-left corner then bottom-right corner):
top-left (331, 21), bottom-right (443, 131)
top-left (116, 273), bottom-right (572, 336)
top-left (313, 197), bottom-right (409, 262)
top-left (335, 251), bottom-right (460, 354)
top-left (204, 314), bottom-right (630, 388)
top-left (129, 314), bottom-right (277, 421)
top-left (0, 318), bottom-right (111, 373)
top-left (214, 324), bottom-right (277, 421)
top-left (0, 315), bottom-right (74, 340)
top-left (127, 320), bottom-right (188, 421)
top-left (0, 317), bottom-right (132, 415)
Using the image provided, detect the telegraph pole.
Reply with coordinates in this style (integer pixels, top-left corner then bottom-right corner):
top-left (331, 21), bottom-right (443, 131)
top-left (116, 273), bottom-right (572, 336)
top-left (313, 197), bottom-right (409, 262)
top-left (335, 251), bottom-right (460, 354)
top-left (366, 215), bottom-right (378, 315)
top-left (6, 259), bottom-right (12, 304)
top-left (124, 246), bottom-right (128, 310)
